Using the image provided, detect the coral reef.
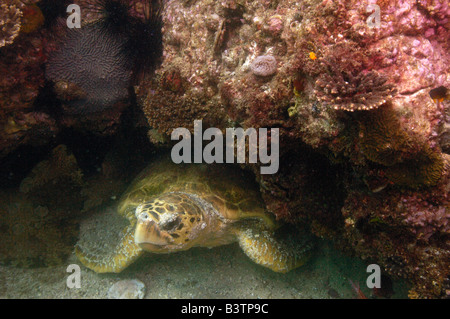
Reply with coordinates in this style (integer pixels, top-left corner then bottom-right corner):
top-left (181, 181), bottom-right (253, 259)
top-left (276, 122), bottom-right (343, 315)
top-left (20, 145), bottom-right (83, 192)
top-left (357, 105), bottom-right (445, 188)
top-left (250, 55), bottom-right (278, 77)
top-left (252, 147), bottom-right (346, 229)
top-left (289, 92), bottom-right (344, 149)
top-left (314, 69), bottom-right (396, 112)
top-left (0, 16), bottom-right (55, 157)
top-left (0, 191), bottom-right (78, 268)
top-left (0, 0), bottom-right (23, 48)
top-left (439, 126), bottom-right (450, 154)
top-left (358, 105), bottom-right (414, 167)
top-left (385, 145), bottom-right (444, 188)
top-left (138, 76), bottom-right (227, 135)
top-left (437, 107), bottom-right (450, 154)
top-left (37, 0), bottom-right (71, 29)
top-left (0, 0), bottom-right (448, 298)
top-left (1, 0), bottom-right (161, 160)
top-left (19, 144), bottom-right (85, 213)
top-left (133, 0), bottom-right (449, 298)
top-left (20, 4), bottom-right (45, 34)
top-left (341, 156), bottom-right (449, 298)
top-left (46, 23), bottom-right (132, 112)
top-left (0, 138), bottom-right (148, 268)
top-left (0, 112), bottom-right (58, 158)
top-left (309, 41), bottom-right (397, 112)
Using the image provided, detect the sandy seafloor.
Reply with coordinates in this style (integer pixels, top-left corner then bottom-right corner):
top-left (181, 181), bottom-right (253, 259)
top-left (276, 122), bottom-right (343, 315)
top-left (0, 205), bottom-right (410, 299)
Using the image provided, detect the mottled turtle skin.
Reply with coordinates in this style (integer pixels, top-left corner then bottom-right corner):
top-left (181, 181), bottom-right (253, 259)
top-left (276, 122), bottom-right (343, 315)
top-left (75, 158), bottom-right (312, 273)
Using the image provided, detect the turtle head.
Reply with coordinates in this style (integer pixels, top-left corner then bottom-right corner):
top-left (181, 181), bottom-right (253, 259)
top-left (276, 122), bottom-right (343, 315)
top-left (134, 192), bottom-right (207, 252)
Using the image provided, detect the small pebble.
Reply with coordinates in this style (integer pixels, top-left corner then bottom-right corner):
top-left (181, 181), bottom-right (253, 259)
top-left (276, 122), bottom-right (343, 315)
top-left (107, 279), bottom-right (146, 299)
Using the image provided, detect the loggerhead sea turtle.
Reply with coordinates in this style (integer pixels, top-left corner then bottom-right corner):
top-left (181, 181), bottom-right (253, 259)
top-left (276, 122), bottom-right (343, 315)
top-left (75, 158), bottom-right (313, 273)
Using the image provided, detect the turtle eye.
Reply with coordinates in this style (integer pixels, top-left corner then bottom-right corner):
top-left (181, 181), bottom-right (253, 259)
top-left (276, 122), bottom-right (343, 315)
top-left (159, 215), bottom-right (181, 232)
top-left (139, 212), bottom-right (149, 221)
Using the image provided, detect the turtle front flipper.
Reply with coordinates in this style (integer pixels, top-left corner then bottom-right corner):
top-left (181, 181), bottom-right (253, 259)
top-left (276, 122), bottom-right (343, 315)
top-left (75, 225), bottom-right (143, 273)
top-left (236, 226), bottom-right (313, 273)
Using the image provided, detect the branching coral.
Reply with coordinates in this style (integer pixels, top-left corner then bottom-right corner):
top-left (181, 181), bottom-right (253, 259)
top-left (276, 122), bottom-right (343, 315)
top-left (305, 39), bottom-right (396, 113)
top-left (0, 1), bottom-right (23, 48)
top-left (315, 68), bottom-right (396, 112)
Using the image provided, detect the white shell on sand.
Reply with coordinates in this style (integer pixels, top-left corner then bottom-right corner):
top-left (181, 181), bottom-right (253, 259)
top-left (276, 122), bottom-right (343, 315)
top-left (107, 279), bottom-right (146, 299)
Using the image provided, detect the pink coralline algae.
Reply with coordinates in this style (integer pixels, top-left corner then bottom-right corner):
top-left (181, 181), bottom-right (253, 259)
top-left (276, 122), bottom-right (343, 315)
top-left (266, 15), bottom-right (284, 35)
top-left (402, 199), bottom-right (449, 243)
top-left (250, 55), bottom-right (278, 77)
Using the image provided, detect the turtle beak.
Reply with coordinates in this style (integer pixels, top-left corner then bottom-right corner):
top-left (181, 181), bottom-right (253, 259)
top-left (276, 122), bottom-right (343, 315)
top-left (135, 219), bottom-right (174, 248)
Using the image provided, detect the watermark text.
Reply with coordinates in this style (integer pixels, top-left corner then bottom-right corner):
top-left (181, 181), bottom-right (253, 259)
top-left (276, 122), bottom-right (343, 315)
top-left (171, 120), bottom-right (279, 174)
